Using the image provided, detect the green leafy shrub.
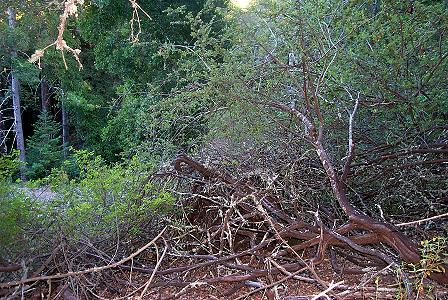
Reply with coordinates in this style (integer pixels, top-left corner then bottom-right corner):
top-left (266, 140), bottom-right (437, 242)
top-left (0, 183), bottom-right (43, 256)
top-left (0, 150), bottom-right (21, 181)
top-left (46, 150), bottom-right (176, 239)
top-left (408, 237), bottom-right (448, 297)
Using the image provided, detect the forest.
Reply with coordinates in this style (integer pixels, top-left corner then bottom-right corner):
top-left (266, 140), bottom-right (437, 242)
top-left (0, 0), bottom-right (447, 299)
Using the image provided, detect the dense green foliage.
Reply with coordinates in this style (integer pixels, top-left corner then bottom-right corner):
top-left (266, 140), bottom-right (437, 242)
top-left (26, 112), bottom-right (64, 179)
top-left (0, 149), bottom-right (174, 258)
top-left (46, 150), bottom-right (174, 238)
top-left (0, 150), bottom-right (20, 181)
top-left (0, 184), bottom-right (41, 253)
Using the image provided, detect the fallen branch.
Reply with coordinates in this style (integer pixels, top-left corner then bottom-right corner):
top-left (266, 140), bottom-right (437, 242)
top-left (0, 227), bottom-right (166, 289)
top-left (0, 264), bottom-right (21, 273)
top-left (396, 212), bottom-right (448, 227)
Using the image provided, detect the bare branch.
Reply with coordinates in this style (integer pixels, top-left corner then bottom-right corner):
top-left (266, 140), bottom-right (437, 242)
top-left (29, 0), bottom-right (84, 70)
top-left (0, 227), bottom-right (166, 289)
top-left (341, 90), bottom-right (360, 183)
top-left (129, 0), bottom-right (152, 43)
top-left (396, 212), bottom-right (448, 227)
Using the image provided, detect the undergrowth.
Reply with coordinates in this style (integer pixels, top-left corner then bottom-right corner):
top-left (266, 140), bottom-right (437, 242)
top-left (0, 149), bottom-right (176, 261)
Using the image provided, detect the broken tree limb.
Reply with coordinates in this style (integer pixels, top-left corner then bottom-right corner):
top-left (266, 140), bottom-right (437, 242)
top-left (0, 227), bottom-right (166, 289)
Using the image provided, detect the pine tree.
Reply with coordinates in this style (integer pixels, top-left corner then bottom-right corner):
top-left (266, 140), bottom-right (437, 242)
top-left (26, 112), bottom-right (63, 179)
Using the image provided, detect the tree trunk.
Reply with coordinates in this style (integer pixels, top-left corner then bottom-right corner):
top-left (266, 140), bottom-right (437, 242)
top-left (61, 90), bottom-right (69, 158)
top-left (0, 106), bottom-right (6, 154)
top-left (0, 76), bottom-right (7, 154)
top-left (8, 7), bottom-right (26, 181)
top-left (40, 79), bottom-right (50, 113)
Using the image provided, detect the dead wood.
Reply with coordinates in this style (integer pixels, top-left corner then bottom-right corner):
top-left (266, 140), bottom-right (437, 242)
top-left (170, 150), bottom-right (448, 293)
top-left (0, 264), bottom-right (21, 273)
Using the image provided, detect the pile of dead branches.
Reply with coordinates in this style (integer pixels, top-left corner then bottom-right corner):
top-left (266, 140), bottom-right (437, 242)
top-left (1, 147), bottom-right (447, 299)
